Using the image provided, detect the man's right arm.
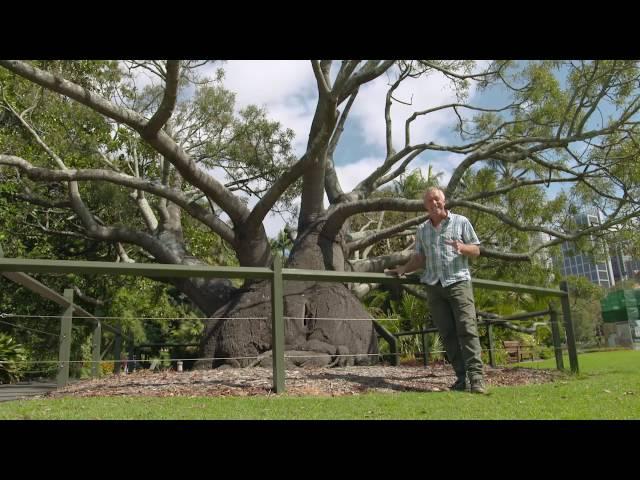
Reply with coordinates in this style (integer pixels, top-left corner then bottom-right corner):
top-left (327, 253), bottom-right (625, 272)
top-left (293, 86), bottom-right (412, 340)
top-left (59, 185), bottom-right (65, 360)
top-left (386, 252), bottom-right (426, 277)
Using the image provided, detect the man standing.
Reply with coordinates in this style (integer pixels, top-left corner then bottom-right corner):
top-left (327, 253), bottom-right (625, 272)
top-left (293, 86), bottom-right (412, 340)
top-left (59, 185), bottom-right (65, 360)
top-left (387, 187), bottom-right (486, 394)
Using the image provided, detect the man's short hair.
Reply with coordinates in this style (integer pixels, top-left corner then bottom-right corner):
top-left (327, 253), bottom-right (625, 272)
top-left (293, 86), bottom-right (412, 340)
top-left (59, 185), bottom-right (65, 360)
top-left (424, 187), bottom-right (445, 198)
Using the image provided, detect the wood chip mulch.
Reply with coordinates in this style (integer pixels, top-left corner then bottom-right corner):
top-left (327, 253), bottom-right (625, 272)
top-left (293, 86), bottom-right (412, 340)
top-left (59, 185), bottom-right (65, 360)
top-left (44, 363), bottom-right (562, 398)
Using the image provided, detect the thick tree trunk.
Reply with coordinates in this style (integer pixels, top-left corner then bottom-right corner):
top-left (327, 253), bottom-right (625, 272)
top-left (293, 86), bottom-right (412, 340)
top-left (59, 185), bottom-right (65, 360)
top-left (195, 220), bottom-right (379, 369)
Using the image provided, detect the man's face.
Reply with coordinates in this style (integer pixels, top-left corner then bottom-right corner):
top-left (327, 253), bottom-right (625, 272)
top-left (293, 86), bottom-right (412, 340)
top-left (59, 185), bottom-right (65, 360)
top-left (424, 190), bottom-right (447, 220)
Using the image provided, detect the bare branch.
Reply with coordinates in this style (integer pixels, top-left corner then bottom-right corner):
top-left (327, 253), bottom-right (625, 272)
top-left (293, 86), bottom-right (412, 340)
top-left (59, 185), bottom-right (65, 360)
top-left (385, 66), bottom-right (411, 157)
top-left (311, 60), bottom-right (332, 99)
top-left (0, 60), bottom-right (147, 129)
top-left (20, 219), bottom-right (86, 238)
top-left (0, 60), bottom-right (249, 224)
top-left (449, 198), bottom-right (573, 239)
top-left (1, 190), bottom-right (71, 209)
top-left (323, 197), bottom-right (423, 239)
top-left (116, 243), bottom-right (136, 263)
top-left (418, 61), bottom-right (503, 80)
top-left (0, 155), bottom-right (235, 244)
top-left (244, 152), bottom-right (312, 233)
top-left (347, 214), bottom-right (428, 254)
top-left (405, 102), bottom-right (514, 148)
top-left (372, 150), bottom-right (423, 191)
top-left (348, 250), bottom-right (414, 273)
top-left (143, 60), bottom-right (180, 136)
top-left (72, 286), bottom-right (108, 306)
top-left (332, 61), bottom-right (360, 93)
top-left (2, 89), bottom-right (67, 170)
top-left (462, 176), bottom-right (581, 203)
top-left (325, 89), bottom-right (359, 204)
top-left (339, 61), bottom-right (396, 101)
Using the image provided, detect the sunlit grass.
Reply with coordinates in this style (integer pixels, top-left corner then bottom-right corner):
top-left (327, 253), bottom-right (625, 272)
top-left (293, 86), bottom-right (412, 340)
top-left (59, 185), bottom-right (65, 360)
top-left (1, 351), bottom-right (639, 420)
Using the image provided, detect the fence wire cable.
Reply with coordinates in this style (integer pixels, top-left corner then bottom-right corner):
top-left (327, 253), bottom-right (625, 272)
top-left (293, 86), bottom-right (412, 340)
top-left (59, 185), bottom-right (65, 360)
top-left (0, 313), bottom-right (564, 326)
top-left (0, 319), bottom-right (60, 338)
top-left (0, 313), bottom-right (268, 321)
top-left (284, 316), bottom-right (401, 322)
top-left (2, 346), bottom-right (573, 365)
top-left (3, 312), bottom-right (559, 324)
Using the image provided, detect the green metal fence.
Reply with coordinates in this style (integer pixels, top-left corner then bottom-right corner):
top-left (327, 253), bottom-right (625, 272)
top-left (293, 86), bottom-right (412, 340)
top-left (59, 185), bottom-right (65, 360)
top-left (0, 254), bottom-right (578, 393)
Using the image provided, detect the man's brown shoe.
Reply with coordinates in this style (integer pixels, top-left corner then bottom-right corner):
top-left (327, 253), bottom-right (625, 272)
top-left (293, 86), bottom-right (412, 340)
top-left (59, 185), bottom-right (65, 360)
top-left (449, 377), bottom-right (468, 391)
top-left (470, 377), bottom-right (487, 394)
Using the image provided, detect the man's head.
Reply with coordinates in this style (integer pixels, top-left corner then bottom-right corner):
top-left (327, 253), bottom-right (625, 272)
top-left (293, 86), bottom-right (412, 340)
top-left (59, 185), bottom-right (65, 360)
top-left (423, 187), bottom-right (447, 222)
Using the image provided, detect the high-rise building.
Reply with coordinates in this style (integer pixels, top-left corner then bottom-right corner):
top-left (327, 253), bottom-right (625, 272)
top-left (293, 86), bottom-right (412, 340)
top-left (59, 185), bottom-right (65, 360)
top-left (609, 247), bottom-right (640, 282)
top-left (553, 209), bottom-right (616, 288)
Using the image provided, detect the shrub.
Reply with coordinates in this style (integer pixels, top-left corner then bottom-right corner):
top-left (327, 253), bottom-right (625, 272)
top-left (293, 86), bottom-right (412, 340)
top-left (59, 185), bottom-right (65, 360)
top-left (536, 346), bottom-right (554, 359)
top-left (0, 333), bottom-right (28, 384)
top-left (481, 348), bottom-right (509, 366)
top-left (101, 361), bottom-right (114, 375)
top-left (427, 332), bottom-right (445, 361)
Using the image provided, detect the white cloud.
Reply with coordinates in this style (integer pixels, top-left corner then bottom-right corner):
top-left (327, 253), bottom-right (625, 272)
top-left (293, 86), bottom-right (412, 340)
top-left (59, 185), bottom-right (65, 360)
top-left (335, 156), bottom-right (385, 192)
top-left (353, 61), bottom-right (496, 152)
top-left (212, 61), bottom-right (318, 155)
top-left (216, 60), bottom-right (316, 107)
top-left (263, 208), bottom-right (297, 239)
top-left (350, 65), bottom-right (483, 151)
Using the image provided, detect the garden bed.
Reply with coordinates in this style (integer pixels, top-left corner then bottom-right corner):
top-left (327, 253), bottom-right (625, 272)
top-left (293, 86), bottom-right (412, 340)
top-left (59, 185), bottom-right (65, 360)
top-left (45, 363), bottom-right (561, 398)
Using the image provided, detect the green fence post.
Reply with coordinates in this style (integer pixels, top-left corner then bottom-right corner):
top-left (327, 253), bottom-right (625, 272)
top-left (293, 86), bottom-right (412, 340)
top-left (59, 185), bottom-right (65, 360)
top-left (372, 321), bottom-right (399, 366)
top-left (91, 309), bottom-right (102, 378)
top-left (559, 281), bottom-right (579, 374)
top-left (57, 289), bottom-right (73, 388)
top-left (487, 321), bottom-right (497, 368)
top-left (114, 324), bottom-right (122, 375)
top-left (271, 253), bottom-right (285, 393)
top-left (127, 339), bottom-right (135, 373)
top-left (421, 331), bottom-right (429, 367)
top-left (549, 304), bottom-right (564, 371)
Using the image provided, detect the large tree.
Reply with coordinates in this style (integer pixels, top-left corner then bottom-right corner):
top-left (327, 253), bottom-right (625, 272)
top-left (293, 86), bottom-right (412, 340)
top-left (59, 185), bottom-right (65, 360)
top-left (1, 60), bottom-right (639, 368)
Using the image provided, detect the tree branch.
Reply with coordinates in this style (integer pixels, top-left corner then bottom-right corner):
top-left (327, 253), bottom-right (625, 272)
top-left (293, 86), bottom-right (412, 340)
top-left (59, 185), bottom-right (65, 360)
top-left (0, 60), bottom-right (250, 225)
top-left (372, 150), bottom-right (423, 191)
top-left (312, 60), bottom-right (332, 100)
top-left (325, 89), bottom-right (359, 204)
top-left (0, 60), bottom-right (147, 129)
top-left (143, 60), bottom-right (180, 136)
top-left (405, 102), bottom-right (514, 148)
top-left (339, 61), bottom-right (396, 101)
top-left (385, 66), bottom-right (410, 157)
top-left (0, 155), bottom-right (235, 244)
top-left (418, 61), bottom-right (503, 80)
top-left (348, 250), bottom-right (414, 273)
top-left (323, 197), bottom-right (424, 239)
top-left (347, 215), bottom-right (427, 254)
top-left (1, 190), bottom-right (71, 209)
top-left (243, 152), bottom-right (312, 233)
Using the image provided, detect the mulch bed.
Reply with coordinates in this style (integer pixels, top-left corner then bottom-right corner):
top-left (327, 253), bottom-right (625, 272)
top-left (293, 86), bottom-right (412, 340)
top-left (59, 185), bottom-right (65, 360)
top-left (45, 363), bottom-right (562, 398)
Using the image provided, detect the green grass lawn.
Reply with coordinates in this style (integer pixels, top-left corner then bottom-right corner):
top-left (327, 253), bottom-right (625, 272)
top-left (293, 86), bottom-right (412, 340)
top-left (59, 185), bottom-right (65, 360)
top-left (1, 350), bottom-right (639, 420)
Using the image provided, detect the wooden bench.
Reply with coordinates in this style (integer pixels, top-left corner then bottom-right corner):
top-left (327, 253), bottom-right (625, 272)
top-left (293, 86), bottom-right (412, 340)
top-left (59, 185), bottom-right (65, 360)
top-left (502, 341), bottom-right (534, 363)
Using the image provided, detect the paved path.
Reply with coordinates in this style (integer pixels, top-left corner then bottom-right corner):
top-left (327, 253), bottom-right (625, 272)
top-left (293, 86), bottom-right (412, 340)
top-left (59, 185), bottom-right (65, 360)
top-left (0, 381), bottom-right (57, 402)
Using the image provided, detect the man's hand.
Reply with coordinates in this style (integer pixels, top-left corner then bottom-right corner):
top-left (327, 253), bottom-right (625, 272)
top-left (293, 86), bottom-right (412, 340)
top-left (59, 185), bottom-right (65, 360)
top-left (385, 266), bottom-right (405, 277)
top-left (385, 253), bottom-right (426, 277)
top-left (445, 239), bottom-right (480, 258)
top-left (445, 239), bottom-right (465, 254)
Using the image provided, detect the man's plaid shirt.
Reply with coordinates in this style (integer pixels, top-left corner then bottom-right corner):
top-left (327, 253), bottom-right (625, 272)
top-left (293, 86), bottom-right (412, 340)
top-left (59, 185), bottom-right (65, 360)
top-left (415, 211), bottom-right (480, 287)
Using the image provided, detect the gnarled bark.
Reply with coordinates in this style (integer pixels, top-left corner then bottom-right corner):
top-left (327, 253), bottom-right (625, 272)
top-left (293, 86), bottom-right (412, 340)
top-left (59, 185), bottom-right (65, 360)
top-left (196, 220), bottom-right (379, 369)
